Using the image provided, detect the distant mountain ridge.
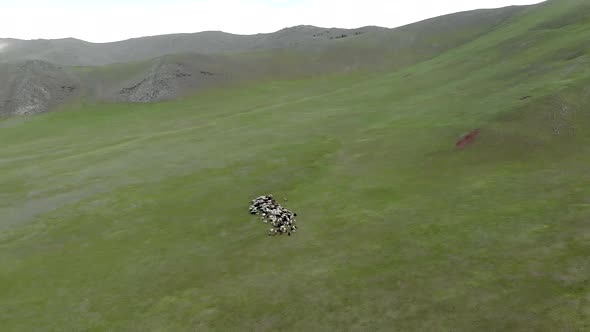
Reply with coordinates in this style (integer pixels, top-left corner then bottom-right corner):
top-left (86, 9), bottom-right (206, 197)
top-left (0, 26), bottom-right (387, 67)
top-left (0, 6), bottom-right (528, 67)
top-left (0, 5), bottom-right (535, 116)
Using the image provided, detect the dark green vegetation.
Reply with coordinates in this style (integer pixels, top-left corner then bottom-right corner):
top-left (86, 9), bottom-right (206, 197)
top-left (2, 0), bottom-right (590, 330)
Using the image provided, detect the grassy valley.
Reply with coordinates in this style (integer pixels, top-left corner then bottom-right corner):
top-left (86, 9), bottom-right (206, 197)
top-left (1, 0), bottom-right (590, 330)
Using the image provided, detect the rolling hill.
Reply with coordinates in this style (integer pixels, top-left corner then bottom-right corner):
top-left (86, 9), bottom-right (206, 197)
top-left (0, 6), bottom-right (525, 67)
top-left (2, 0), bottom-right (590, 330)
top-left (0, 5), bottom-right (529, 116)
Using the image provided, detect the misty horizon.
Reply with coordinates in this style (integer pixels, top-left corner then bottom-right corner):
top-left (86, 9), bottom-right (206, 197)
top-left (1, 0), bottom-right (544, 43)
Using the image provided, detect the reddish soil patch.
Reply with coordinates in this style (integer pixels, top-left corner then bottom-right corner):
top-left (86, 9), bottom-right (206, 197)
top-left (456, 129), bottom-right (481, 149)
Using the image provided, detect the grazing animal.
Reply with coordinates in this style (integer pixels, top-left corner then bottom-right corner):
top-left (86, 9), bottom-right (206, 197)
top-left (250, 194), bottom-right (298, 236)
top-left (456, 129), bottom-right (481, 149)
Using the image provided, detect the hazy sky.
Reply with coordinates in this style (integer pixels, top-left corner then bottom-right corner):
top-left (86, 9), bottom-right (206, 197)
top-left (1, 0), bottom-right (544, 42)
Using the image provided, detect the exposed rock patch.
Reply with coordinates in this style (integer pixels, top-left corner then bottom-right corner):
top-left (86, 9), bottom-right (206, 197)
top-left (0, 60), bottom-right (79, 116)
top-left (119, 60), bottom-right (216, 103)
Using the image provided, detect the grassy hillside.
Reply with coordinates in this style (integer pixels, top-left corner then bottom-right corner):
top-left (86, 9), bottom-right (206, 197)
top-left (2, 0), bottom-right (590, 330)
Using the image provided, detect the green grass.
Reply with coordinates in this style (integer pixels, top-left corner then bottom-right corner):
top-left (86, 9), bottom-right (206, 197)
top-left (2, 1), bottom-right (590, 331)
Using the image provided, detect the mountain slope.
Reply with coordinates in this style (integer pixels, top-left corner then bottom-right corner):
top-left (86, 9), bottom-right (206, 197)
top-left (0, 5), bottom-right (533, 115)
top-left (0, 60), bottom-right (79, 116)
top-left (77, 54), bottom-right (235, 103)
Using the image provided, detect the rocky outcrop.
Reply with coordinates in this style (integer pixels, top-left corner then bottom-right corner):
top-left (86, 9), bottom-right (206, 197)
top-left (119, 59), bottom-right (220, 103)
top-left (0, 60), bottom-right (79, 116)
top-left (119, 60), bottom-right (194, 102)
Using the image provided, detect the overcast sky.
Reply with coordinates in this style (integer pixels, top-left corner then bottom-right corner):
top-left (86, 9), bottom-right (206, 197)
top-left (1, 0), bottom-right (544, 42)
